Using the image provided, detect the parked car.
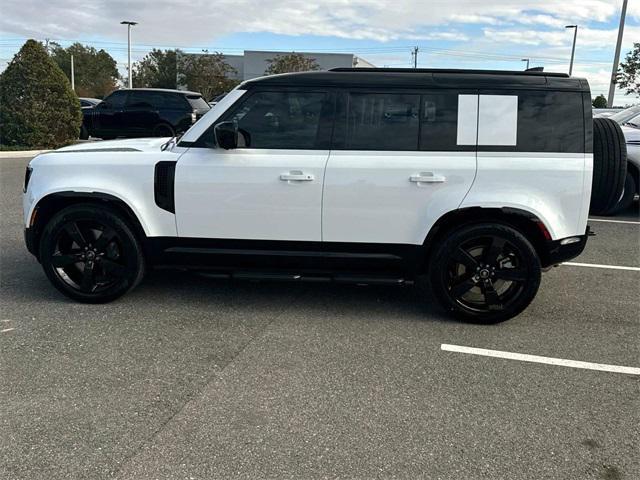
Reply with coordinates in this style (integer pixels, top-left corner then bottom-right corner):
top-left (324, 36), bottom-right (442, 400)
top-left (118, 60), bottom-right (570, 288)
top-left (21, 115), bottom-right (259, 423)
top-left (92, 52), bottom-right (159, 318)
top-left (24, 68), bottom-right (604, 323)
top-left (79, 97), bottom-right (102, 109)
top-left (80, 88), bottom-right (210, 140)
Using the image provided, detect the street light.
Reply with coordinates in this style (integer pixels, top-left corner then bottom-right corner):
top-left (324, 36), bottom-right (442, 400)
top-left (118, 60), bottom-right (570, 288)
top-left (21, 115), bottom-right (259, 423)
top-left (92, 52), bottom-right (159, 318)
top-left (565, 25), bottom-right (578, 76)
top-left (608, 0), bottom-right (628, 108)
top-left (521, 58), bottom-right (530, 70)
top-left (120, 21), bottom-right (138, 89)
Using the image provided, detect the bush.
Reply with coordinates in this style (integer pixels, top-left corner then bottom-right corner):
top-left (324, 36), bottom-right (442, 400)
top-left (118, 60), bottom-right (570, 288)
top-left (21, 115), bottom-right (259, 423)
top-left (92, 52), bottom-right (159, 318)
top-left (0, 39), bottom-right (82, 149)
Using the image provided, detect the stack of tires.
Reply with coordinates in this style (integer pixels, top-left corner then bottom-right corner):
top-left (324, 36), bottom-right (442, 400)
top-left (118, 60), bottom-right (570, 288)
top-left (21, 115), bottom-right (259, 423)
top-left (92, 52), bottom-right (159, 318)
top-left (590, 118), bottom-right (633, 215)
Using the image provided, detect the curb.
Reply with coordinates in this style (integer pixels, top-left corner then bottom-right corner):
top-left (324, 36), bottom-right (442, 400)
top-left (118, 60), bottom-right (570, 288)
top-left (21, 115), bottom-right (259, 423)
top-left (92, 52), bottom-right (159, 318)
top-left (0, 150), bottom-right (50, 159)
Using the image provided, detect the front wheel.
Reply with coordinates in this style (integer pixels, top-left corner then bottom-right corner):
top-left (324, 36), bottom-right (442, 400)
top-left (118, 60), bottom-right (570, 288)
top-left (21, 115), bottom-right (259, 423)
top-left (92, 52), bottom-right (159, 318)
top-left (39, 205), bottom-right (146, 303)
top-left (429, 223), bottom-right (541, 323)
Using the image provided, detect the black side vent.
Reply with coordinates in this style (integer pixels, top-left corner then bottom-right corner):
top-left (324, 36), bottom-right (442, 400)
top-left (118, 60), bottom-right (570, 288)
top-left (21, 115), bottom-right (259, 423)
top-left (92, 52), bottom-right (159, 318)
top-left (154, 161), bottom-right (176, 213)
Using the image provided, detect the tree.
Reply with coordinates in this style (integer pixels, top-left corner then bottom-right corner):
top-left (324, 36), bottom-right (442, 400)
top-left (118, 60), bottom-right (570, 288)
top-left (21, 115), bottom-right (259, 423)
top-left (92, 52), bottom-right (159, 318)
top-left (49, 42), bottom-right (119, 98)
top-left (0, 40), bottom-right (82, 148)
top-left (592, 94), bottom-right (607, 108)
top-left (177, 51), bottom-right (239, 101)
top-left (617, 43), bottom-right (639, 96)
top-left (265, 53), bottom-right (321, 75)
top-left (133, 49), bottom-right (178, 89)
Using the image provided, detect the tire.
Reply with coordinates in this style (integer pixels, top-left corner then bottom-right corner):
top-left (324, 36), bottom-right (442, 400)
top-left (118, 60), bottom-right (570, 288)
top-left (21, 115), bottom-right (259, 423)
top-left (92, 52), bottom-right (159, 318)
top-left (429, 223), bottom-right (542, 323)
top-left (608, 170), bottom-right (637, 215)
top-left (39, 204), bottom-right (146, 303)
top-left (590, 118), bottom-right (627, 215)
top-left (152, 124), bottom-right (175, 138)
top-left (79, 125), bottom-right (89, 140)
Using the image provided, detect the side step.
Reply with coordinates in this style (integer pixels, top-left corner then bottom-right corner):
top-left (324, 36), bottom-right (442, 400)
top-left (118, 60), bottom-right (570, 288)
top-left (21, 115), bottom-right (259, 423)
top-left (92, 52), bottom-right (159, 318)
top-left (194, 270), bottom-right (410, 286)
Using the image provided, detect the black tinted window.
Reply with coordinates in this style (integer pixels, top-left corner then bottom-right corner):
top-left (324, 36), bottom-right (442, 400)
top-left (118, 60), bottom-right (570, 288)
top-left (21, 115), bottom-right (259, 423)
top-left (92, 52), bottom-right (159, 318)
top-left (104, 91), bottom-right (127, 108)
top-left (420, 93), bottom-right (460, 151)
top-left (346, 93), bottom-right (420, 150)
top-left (228, 91), bottom-right (327, 149)
top-left (128, 91), bottom-right (186, 109)
top-left (516, 91), bottom-right (584, 153)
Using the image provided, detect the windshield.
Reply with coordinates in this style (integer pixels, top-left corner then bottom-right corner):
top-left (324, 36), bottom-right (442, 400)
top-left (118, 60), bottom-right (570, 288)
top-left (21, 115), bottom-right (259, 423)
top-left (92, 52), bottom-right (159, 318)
top-left (608, 105), bottom-right (640, 125)
top-left (624, 113), bottom-right (640, 128)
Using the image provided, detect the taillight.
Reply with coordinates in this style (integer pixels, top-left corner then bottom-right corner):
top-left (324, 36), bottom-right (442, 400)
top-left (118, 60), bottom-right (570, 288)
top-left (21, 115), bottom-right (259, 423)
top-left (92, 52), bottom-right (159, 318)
top-left (23, 166), bottom-right (32, 193)
top-left (191, 111), bottom-right (197, 124)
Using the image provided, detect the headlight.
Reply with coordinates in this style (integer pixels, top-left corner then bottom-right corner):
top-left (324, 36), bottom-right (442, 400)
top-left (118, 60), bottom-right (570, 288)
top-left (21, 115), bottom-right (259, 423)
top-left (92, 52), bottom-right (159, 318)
top-left (23, 166), bottom-right (33, 193)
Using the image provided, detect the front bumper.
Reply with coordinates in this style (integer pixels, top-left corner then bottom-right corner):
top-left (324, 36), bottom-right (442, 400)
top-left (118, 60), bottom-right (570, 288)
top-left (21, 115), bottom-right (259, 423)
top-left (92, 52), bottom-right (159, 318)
top-left (543, 227), bottom-right (591, 267)
top-left (24, 227), bottom-right (38, 258)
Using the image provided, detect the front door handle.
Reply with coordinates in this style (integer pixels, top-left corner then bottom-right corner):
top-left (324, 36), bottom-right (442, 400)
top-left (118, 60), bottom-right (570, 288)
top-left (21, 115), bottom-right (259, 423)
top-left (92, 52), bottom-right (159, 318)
top-left (410, 172), bottom-right (446, 184)
top-left (280, 171), bottom-right (314, 182)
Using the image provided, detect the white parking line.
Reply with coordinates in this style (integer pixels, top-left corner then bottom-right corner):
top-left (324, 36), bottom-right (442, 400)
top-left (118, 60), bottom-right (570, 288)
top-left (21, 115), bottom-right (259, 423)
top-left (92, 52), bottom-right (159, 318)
top-left (588, 218), bottom-right (640, 225)
top-left (1, 328), bottom-right (15, 333)
top-left (563, 262), bottom-right (640, 272)
top-left (441, 344), bottom-right (640, 375)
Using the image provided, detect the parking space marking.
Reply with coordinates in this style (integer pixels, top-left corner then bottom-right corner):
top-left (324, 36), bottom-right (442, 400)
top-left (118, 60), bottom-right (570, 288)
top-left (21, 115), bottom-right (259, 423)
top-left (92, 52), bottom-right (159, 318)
top-left (1, 328), bottom-right (15, 333)
top-left (588, 218), bottom-right (640, 225)
top-left (441, 344), bottom-right (640, 375)
top-left (563, 262), bottom-right (640, 272)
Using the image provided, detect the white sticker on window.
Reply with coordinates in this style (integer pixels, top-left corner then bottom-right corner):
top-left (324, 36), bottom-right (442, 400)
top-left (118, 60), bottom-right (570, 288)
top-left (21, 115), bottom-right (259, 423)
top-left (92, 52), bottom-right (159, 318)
top-left (478, 95), bottom-right (518, 146)
top-left (456, 94), bottom-right (478, 146)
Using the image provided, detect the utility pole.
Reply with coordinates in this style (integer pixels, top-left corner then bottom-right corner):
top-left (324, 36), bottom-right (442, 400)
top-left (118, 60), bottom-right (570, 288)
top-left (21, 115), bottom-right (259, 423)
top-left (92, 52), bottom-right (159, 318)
top-left (565, 25), bottom-right (578, 76)
top-left (120, 20), bottom-right (138, 89)
top-left (412, 46), bottom-right (419, 68)
top-left (608, 0), bottom-right (628, 108)
top-left (521, 58), bottom-right (530, 70)
top-left (70, 54), bottom-right (75, 91)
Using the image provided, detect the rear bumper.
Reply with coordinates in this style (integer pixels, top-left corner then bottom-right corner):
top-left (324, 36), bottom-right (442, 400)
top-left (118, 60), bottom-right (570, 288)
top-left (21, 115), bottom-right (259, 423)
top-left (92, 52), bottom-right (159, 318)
top-left (544, 227), bottom-right (590, 267)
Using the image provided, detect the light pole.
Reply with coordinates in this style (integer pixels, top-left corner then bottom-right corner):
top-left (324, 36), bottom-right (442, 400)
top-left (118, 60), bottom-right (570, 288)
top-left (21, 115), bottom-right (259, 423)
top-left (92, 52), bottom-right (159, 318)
top-left (608, 0), bottom-right (628, 108)
top-left (565, 25), bottom-right (578, 76)
top-left (521, 58), bottom-right (530, 70)
top-left (120, 21), bottom-right (138, 89)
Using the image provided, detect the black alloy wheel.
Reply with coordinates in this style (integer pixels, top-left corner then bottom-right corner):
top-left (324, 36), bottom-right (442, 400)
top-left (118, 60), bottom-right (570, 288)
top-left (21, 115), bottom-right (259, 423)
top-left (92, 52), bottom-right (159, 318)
top-left (40, 205), bottom-right (145, 303)
top-left (430, 223), bottom-right (541, 323)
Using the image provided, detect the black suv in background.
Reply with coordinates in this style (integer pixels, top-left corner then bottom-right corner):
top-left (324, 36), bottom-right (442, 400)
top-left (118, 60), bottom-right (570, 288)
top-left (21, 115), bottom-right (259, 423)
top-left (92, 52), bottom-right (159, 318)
top-left (80, 88), bottom-right (210, 139)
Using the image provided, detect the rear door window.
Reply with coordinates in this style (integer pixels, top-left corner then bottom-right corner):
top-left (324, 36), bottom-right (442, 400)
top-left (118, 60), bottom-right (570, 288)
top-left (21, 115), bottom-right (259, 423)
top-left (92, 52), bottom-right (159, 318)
top-left (420, 93), bottom-right (462, 151)
top-left (346, 93), bottom-right (420, 150)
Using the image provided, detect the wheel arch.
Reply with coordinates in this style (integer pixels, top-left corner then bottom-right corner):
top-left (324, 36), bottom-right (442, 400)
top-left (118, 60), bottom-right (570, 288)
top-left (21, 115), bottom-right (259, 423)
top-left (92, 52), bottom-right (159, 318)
top-left (422, 206), bottom-right (554, 269)
top-left (29, 191), bottom-right (148, 260)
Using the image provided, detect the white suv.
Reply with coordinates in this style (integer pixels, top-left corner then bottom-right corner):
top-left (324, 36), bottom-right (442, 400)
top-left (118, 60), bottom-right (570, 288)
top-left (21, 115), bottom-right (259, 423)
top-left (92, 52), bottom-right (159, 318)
top-left (23, 68), bottom-right (594, 322)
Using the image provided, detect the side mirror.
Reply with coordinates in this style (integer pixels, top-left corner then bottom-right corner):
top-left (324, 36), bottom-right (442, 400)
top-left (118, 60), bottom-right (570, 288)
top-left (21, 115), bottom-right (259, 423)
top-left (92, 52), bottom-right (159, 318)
top-left (214, 121), bottom-right (238, 150)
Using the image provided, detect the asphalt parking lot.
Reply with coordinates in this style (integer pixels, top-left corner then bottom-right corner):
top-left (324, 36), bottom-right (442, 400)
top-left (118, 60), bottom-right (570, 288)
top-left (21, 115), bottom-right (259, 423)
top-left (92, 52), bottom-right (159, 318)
top-left (1, 154), bottom-right (639, 480)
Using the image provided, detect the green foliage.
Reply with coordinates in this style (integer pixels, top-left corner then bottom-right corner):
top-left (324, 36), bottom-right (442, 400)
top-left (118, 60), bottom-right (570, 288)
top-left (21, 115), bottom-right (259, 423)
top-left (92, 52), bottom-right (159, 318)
top-left (0, 39), bottom-right (82, 149)
top-left (177, 51), bottom-right (239, 101)
top-left (617, 42), bottom-right (639, 96)
top-left (265, 53), bottom-right (321, 75)
top-left (50, 42), bottom-right (119, 98)
top-left (133, 49), bottom-right (178, 89)
top-left (592, 94), bottom-right (607, 108)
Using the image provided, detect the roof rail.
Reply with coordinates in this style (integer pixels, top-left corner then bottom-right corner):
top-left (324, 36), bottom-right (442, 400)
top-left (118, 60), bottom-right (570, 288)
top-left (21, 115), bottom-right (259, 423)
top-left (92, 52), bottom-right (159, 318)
top-left (329, 67), bottom-right (569, 78)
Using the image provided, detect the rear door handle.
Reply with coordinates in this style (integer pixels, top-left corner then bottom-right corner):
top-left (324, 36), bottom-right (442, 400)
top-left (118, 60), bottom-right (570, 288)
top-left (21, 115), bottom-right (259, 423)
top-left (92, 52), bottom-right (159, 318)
top-left (280, 171), bottom-right (314, 182)
top-left (410, 172), bottom-right (446, 184)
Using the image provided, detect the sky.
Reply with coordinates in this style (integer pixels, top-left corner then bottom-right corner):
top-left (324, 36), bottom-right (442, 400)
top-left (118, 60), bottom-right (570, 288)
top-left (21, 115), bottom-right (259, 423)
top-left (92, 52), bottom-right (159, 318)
top-left (1, 0), bottom-right (638, 105)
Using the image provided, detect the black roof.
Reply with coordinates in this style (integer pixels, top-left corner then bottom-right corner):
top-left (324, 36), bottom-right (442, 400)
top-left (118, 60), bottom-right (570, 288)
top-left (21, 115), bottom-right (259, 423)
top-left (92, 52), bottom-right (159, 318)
top-left (243, 68), bottom-right (589, 92)
top-left (120, 88), bottom-right (203, 96)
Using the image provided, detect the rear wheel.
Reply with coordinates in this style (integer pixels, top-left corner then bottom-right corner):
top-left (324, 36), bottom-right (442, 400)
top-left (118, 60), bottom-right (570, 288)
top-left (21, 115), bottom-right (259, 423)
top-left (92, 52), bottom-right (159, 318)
top-left (39, 205), bottom-right (145, 303)
top-left (429, 223), bottom-right (541, 323)
top-left (152, 123), bottom-right (175, 138)
top-left (608, 170), bottom-right (637, 214)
